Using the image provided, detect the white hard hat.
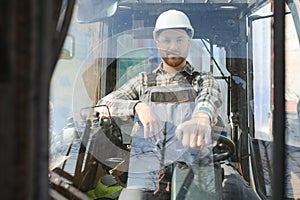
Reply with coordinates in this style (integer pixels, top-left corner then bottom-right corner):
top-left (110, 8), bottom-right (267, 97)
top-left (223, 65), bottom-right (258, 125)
top-left (153, 10), bottom-right (194, 39)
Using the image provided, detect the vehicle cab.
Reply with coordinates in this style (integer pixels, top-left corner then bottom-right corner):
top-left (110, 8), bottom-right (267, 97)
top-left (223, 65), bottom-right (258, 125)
top-left (48, 1), bottom-right (300, 199)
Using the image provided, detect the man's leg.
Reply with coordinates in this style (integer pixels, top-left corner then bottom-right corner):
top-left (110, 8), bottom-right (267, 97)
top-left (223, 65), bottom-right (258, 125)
top-left (119, 188), bottom-right (170, 200)
top-left (222, 163), bottom-right (260, 200)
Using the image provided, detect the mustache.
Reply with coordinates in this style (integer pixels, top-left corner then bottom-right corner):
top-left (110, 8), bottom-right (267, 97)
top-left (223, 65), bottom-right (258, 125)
top-left (159, 48), bottom-right (181, 55)
top-left (164, 51), bottom-right (182, 57)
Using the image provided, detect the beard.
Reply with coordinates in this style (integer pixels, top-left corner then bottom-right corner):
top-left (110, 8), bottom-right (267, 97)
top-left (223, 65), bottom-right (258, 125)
top-left (161, 56), bottom-right (186, 68)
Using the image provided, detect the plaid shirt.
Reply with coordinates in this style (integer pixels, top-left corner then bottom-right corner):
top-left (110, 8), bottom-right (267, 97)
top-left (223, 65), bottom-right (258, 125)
top-left (97, 62), bottom-right (222, 124)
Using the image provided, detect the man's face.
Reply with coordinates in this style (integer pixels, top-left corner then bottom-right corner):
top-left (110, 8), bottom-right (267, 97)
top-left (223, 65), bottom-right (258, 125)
top-left (156, 29), bottom-right (191, 68)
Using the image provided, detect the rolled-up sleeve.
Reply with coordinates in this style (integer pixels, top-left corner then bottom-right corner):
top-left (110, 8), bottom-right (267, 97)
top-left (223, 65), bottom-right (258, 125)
top-left (193, 72), bottom-right (222, 125)
top-left (96, 75), bottom-right (142, 118)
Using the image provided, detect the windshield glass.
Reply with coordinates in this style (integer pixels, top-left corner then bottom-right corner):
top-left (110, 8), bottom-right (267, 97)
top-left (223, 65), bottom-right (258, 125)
top-left (49, 1), bottom-right (300, 199)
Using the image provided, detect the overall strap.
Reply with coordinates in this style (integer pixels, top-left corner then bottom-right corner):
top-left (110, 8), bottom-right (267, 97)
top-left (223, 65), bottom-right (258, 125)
top-left (180, 71), bottom-right (200, 86)
top-left (180, 71), bottom-right (201, 93)
top-left (142, 71), bottom-right (201, 89)
top-left (146, 72), bottom-right (157, 87)
top-left (141, 72), bottom-right (156, 87)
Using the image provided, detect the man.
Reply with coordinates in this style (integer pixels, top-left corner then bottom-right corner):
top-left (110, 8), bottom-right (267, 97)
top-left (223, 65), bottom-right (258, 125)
top-left (97, 9), bottom-right (258, 200)
top-left (98, 9), bottom-right (220, 149)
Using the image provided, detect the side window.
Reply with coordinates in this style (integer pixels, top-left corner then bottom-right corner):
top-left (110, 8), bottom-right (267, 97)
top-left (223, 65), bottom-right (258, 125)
top-left (251, 4), bottom-right (272, 141)
top-left (250, 2), bottom-right (300, 199)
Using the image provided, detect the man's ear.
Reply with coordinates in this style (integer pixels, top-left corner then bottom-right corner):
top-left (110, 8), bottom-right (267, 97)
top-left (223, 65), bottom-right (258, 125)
top-left (187, 39), bottom-right (192, 48)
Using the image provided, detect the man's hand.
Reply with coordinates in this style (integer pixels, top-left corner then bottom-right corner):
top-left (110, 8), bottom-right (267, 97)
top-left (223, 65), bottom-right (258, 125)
top-left (175, 113), bottom-right (212, 149)
top-left (134, 102), bottom-right (164, 140)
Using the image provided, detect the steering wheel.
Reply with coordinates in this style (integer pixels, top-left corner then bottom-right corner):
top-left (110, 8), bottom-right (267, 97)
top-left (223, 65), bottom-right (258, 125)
top-left (212, 134), bottom-right (235, 162)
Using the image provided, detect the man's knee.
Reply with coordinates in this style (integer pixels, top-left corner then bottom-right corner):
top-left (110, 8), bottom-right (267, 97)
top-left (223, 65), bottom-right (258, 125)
top-left (119, 188), bottom-right (170, 200)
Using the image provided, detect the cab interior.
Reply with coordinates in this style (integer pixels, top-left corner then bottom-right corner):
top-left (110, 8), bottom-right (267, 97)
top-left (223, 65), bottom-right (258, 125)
top-left (48, 1), bottom-right (300, 199)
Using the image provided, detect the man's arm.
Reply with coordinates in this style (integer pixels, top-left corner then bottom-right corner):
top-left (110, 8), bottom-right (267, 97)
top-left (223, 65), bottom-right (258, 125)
top-left (193, 72), bottom-right (222, 125)
top-left (175, 72), bottom-right (222, 148)
top-left (95, 75), bottom-right (141, 118)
